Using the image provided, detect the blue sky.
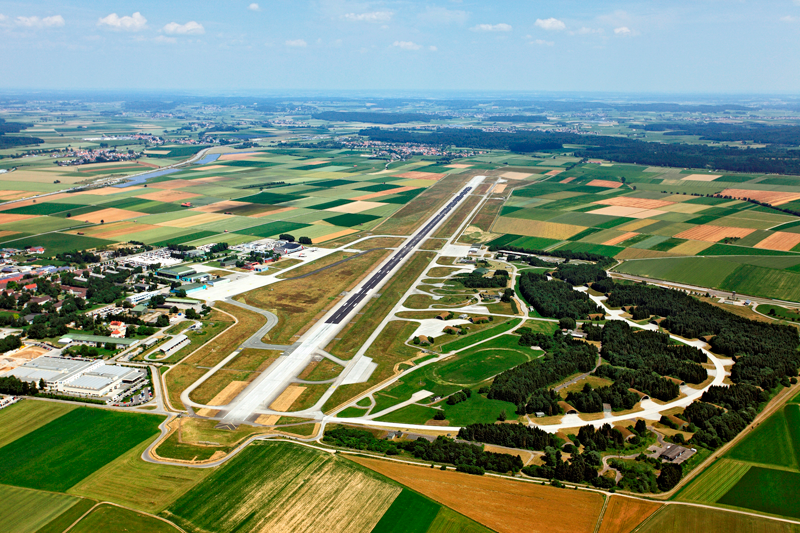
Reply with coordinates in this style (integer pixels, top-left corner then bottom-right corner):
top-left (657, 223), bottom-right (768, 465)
top-left (1, 0), bottom-right (800, 94)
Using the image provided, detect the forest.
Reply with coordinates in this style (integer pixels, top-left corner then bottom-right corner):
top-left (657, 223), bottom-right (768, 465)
top-left (518, 271), bottom-right (602, 319)
top-left (359, 127), bottom-right (800, 174)
top-left (599, 321), bottom-right (708, 384)
top-left (457, 422), bottom-right (560, 450)
top-left (634, 122), bottom-right (800, 145)
top-left (313, 111), bottom-right (436, 123)
top-left (0, 118), bottom-right (42, 149)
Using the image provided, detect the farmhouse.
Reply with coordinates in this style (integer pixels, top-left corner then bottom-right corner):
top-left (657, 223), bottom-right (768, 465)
top-left (59, 334), bottom-right (138, 349)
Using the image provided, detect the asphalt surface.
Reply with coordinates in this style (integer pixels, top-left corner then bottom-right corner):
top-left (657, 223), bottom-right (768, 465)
top-left (326, 186), bottom-right (472, 325)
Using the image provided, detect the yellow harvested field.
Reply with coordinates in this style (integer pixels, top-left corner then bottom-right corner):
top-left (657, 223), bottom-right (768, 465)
top-left (193, 200), bottom-right (252, 213)
top-left (588, 206), bottom-right (667, 219)
top-left (327, 200), bottom-right (386, 213)
top-left (560, 177), bottom-right (576, 183)
top-left (208, 380), bottom-right (249, 406)
top-left (396, 171), bottom-right (446, 180)
top-left (446, 163), bottom-right (472, 168)
top-left (492, 184), bottom-right (507, 194)
top-left (597, 496), bottom-right (661, 533)
top-left (218, 152), bottom-right (259, 161)
top-left (193, 164), bottom-right (227, 171)
top-left (603, 232), bottom-right (639, 246)
top-left (674, 224), bottom-right (755, 242)
top-left (0, 230), bottom-right (19, 239)
top-left (754, 231), bottom-right (800, 251)
top-left (659, 202), bottom-right (710, 214)
top-left (0, 190), bottom-right (31, 200)
top-left (720, 188), bottom-right (800, 206)
top-left (352, 186), bottom-right (416, 201)
top-left (1, 193), bottom-right (74, 210)
top-left (587, 179), bottom-right (623, 188)
top-left (350, 456), bottom-right (604, 533)
top-left (314, 228), bottom-right (359, 243)
top-left (270, 385), bottom-right (306, 411)
top-left (681, 174), bottom-right (721, 181)
top-left (256, 414), bottom-right (281, 425)
top-left (545, 169), bottom-right (563, 176)
top-left (667, 240), bottom-right (714, 255)
top-left (616, 219), bottom-right (658, 232)
top-left (399, 179), bottom-right (438, 188)
top-left (595, 197), bottom-right (674, 209)
top-left (492, 217), bottom-right (586, 239)
top-left (500, 171), bottom-right (532, 180)
top-left (81, 222), bottom-right (161, 239)
top-left (138, 190), bottom-right (201, 202)
top-left (78, 208), bottom-right (147, 224)
top-left (157, 212), bottom-right (231, 228)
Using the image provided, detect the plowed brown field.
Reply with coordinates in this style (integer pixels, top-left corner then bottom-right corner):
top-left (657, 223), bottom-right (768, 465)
top-left (349, 456), bottom-right (603, 533)
top-left (719, 188), bottom-right (800, 206)
top-left (587, 179), bottom-right (623, 188)
top-left (674, 224), bottom-right (755, 242)
top-left (597, 496), bottom-right (661, 533)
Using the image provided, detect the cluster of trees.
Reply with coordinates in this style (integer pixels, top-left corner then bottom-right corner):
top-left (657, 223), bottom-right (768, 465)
top-left (566, 382), bottom-right (639, 413)
top-left (0, 334), bottom-right (22, 353)
top-left (491, 332), bottom-right (597, 414)
top-left (0, 118), bottom-right (42, 149)
top-left (322, 428), bottom-right (522, 474)
top-left (458, 423), bottom-right (560, 450)
top-left (240, 180), bottom-right (287, 190)
top-left (208, 242), bottom-right (229, 254)
top-left (166, 243), bottom-right (195, 252)
top-left (681, 383), bottom-right (769, 449)
top-left (55, 250), bottom-right (101, 264)
top-left (0, 375), bottom-right (40, 395)
top-left (457, 270), bottom-right (508, 289)
top-left (359, 127), bottom-right (800, 174)
top-left (600, 321), bottom-right (708, 384)
top-left (553, 263), bottom-right (608, 286)
top-left (493, 245), bottom-right (610, 265)
top-left (518, 271), bottom-right (601, 319)
top-left (594, 365), bottom-right (681, 402)
top-left (522, 447), bottom-right (608, 487)
top-left (61, 270), bottom-right (128, 304)
top-left (446, 388), bottom-right (472, 405)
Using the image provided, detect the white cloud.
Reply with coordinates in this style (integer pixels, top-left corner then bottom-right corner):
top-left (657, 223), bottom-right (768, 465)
top-left (614, 26), bottom-right (632, 35)
top-left (285, 39), bottom-right (307, 47)
top-left (571, 26), bottom-right (603, 35)
top-left (781, 15), bottom-right (799, 22)
top-left (535, 18), bottom-right (565, 31)
top-left (0, 14), bottom-right (6, 22)
top-left (154, 35), bottom-right (176, 44)
top-left (533, 39), bottom-right (554, 46)
top-left (393, 40), bottom-right (422, 50)
top-left (16, 15), bottom-right (65, 28)
top-left (418, 6), bottom-right (469, 25)
top-left (343, 11), bottom-right (393, 23)
top-left (98, 12), bottom-right (146, 31)
top-left (429, 45), bottom-right (437, 51)
top-left (163, 21), bottom-right (205, 35)
top-left (471, 23), bottom-right (512, 32)
top-left (248, 3), bottom-right (260, 11)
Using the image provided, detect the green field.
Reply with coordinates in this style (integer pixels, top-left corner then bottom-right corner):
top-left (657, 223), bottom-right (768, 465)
top-left (0, 400), bottom-right (76, 448)
top-left (439, 318), bottom-right (522, 352)
top-left (69, 440), bottom-right (211, 513)
top-left (0, 484), bottom-right (81, 533)
top-left (163, 442), bottom-right (402, 533)
top-left (638, 504), bottom-right (800, 533)
top-left (371, 489), bottom-right (441, 533)
top-left (726, 406), bottom-right (799, 469)
top-left (676, 458), bottom-right (751, 504)
top-left (0, 407), bottom-right (162, 492)
top-left (718, 466), bottom-right (800, 519)
top-left (71, 504), bottom-right (181, 533)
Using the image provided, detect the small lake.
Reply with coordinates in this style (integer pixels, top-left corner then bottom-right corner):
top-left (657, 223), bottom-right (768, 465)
top-left (113, 167), bottom-right (182, 188)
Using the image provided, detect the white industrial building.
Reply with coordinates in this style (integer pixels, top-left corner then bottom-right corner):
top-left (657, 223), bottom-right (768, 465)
top-left (125, 290), bottom-right (162, 305)
top-left (159, 334), bottom-right (189, 356)
top-left (5, 356), bottom-right (146, 400)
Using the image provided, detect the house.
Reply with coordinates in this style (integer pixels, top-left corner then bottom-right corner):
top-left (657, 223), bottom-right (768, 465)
top-left (27, 246), bottom-right (45, 254)
top-left (660, 444), bottom-right (690, 463)
top-left (23, 283), bottom-right (37, 291)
